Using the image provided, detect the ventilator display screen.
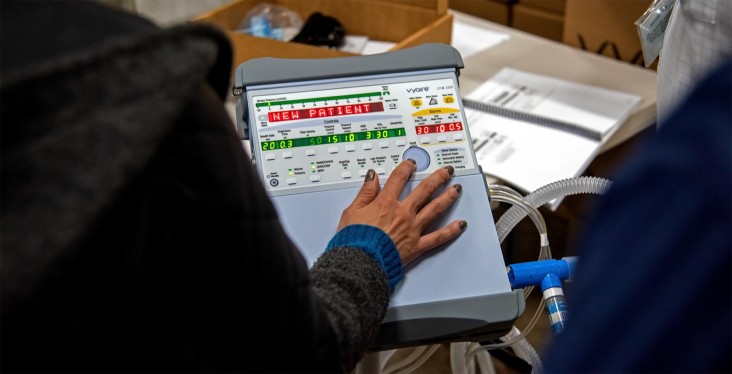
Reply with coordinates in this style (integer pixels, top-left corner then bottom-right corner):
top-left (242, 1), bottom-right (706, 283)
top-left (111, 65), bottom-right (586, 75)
top-left (415, 122), bottom-right (464, 134)
top-left (261, 128), bottom-right (406, 150)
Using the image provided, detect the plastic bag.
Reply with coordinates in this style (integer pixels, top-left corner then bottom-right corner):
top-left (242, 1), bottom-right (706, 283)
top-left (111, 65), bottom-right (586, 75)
top-left (235, 3), bottom-right (303, 41)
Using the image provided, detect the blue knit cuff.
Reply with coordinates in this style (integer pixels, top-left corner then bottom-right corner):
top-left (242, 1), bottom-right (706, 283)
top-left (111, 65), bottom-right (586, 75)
top-left (325, 224), bottom-right (404, 293)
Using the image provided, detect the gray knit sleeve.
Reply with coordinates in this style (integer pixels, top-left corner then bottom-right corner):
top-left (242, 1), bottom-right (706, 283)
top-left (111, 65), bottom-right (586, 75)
top-left (310, 247), bottom-right (390, 373)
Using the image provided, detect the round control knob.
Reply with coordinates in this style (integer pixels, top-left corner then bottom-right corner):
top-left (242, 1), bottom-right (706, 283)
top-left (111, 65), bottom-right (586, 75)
top-left (402, 147), bottom-right (431, 172)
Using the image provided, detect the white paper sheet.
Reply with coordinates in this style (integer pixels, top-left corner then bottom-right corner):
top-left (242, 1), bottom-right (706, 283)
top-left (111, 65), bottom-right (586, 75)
top-left (465, 68), bottom-right (641, 208)
top-left (451, 21), bottom-right (510, 59)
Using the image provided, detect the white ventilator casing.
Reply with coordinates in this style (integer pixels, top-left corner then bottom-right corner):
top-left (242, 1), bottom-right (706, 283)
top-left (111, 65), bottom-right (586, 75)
top-left (235, 44), bottom-right (524, 349)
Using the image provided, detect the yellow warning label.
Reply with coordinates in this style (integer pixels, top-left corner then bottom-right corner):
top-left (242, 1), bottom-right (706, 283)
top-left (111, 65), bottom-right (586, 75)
top-left (412, 108), bottom-right (460, 116)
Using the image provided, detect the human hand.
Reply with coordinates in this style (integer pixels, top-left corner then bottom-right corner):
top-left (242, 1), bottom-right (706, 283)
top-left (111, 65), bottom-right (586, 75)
top-left (337, 160), bottom-right (467, 265)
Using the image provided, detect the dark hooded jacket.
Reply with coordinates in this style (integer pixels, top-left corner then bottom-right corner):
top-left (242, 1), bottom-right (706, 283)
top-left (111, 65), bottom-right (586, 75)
top-left (1, 2), bottom-right (389, 372)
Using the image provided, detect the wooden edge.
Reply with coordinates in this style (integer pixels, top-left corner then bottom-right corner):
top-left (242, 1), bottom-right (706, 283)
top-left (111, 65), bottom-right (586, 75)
top-left (193, 0), bottom-right (249, 27)
top-left (226, 32), bottom-right (355, 67)
top-left (341, 0), bottom-right (447, 15)
top-left (392, 13), bottom-right (453, 50)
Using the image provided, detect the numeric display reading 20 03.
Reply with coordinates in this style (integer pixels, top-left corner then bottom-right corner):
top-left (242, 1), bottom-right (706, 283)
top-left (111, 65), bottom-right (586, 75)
top-left (261, 128), bottom-right (406, 150)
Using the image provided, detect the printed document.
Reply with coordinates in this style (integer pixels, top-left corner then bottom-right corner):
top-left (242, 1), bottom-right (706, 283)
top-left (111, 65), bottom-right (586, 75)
top-left (465, 68), bottom-right (641, 209)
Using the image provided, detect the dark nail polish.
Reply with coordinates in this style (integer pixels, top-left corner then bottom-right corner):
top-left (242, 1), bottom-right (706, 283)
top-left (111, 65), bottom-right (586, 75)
top-left (453, 184), bottom-right (462, 193)
top-left (364, 169), bottom-right (375, 182)
top-left (407, 158), bottom-right (416, 165)
top-left (444, 166), bottom-right (455, 176)
top-left (459, 220), bottom-right (468, 231)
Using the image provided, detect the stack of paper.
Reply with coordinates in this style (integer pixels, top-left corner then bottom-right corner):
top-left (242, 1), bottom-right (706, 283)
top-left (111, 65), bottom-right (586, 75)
top-left (464, 68), bottom-right (641, 209)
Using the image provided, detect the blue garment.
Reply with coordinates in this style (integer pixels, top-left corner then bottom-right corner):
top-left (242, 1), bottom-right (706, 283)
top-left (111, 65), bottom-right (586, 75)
top-left (544, 61), bottom-right (732, 372)
top-left (326, 224), bottom-right (404, 293)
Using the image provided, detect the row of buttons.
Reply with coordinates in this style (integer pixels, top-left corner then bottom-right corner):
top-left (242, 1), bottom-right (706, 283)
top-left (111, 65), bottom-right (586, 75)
top-left (419, 133), bottom-right (464, 144)
top-left (264, 139), bottom-right (407, 161)
top-left (285, 167), bottom-right (391, 185)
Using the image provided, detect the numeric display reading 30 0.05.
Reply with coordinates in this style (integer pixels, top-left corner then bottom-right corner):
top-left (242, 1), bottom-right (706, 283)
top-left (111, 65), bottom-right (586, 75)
top-left (261, 128), bottom-right (405, 150)
top-left (415, 122), bottom-right (463, 134)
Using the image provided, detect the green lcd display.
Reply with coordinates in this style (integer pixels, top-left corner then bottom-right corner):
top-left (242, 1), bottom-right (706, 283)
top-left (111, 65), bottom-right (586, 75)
top-left (261, 128), bottom-right (405, 151)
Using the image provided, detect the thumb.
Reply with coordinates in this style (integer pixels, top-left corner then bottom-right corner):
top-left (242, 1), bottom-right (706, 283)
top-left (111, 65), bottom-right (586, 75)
top-left (351, 169), bottom-right (379, 208)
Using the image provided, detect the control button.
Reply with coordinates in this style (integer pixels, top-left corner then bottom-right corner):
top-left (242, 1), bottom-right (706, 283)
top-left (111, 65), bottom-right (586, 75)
top-left (388, 103), bottom-right (398, 109)
top-left (402, 147), bottom-right (431, 172)
top-left (328, 146), bottom-right (339, 154)
top-left (453, 133), bottom-right (464, 141)
top-left (443, 96), bottom-right (455, 104)
top-left (375, 168), bottom-right (386, 175)
top-left (269, 178), bottom-right (279, 187)
top-left (309, 175), bottom-right (321, 182)
top-left (265, 153), bottom-right (276, 161)
top-left (345, 145), bottom-right (356, 152)
top-left (395, 139), bottom-right (407, 147)
top-left (359, 169), bottom-right (368, 177)
top-left (258, 114), bottom-right (268, 122)
top-left (437, 135), bottom-right (447, 143)
top-left (379, 141), bottom-right (389, 149)
top-left (282, 151), bottom-right (293, 159)
top-left (429, 97), bottom-right (439, 105)
top-left (341, 171), bottom-right (353, 179)
top-left (305, 149), bottom-right (316, 156)
top-left (420, 136), bottom-right (431, 144)
top-left (286, 177), bottom-right (298, 185)
top-left (411, 99), bottom-right (423, 107)
top-left (362, 143), bottom-right (373, 150)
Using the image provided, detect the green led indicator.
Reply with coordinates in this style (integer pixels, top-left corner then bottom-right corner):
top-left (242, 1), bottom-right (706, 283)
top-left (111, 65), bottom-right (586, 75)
top-left (255, 92), bottom-right (382, 108)
top-left (260, 128), bottom-right (406, 150)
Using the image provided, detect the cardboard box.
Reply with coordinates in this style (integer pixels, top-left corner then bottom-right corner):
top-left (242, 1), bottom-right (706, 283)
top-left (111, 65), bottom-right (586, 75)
top-left (518, 0), bottom-right (565, 14)
top-left (513, 3), bottom-right (564, 42)
top-left (449, 0), bottom-right (511, 26)
top-left (194, 0), bottom-right (452, 65)
top-left (562, 0), bottom-right (652, 66)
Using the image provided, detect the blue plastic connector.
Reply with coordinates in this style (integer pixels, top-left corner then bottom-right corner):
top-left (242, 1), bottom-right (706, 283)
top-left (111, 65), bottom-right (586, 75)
top-left (506, 257), bottom-right (577, 334)
top-left (545, 292), bottom-right (568, 334)
top-left (507, 256), bottom-right (577, 289)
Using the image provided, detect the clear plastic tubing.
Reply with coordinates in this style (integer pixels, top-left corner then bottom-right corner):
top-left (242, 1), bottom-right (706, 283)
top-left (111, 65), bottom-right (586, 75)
top-left (490, 191), bottom-right (546, 236)
top-left (490, 191), bottom-right (549, 247)
top-left (495, 177), bottom-right (612, 244)
top-left (488, 184), bottom-right (524, 199)
top-left (490, 191), bottom-right (552, 263)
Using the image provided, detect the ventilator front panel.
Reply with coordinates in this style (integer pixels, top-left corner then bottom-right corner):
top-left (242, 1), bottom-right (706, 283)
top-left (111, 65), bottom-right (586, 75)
top-left (238, 51), bottom-right (522, 347)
